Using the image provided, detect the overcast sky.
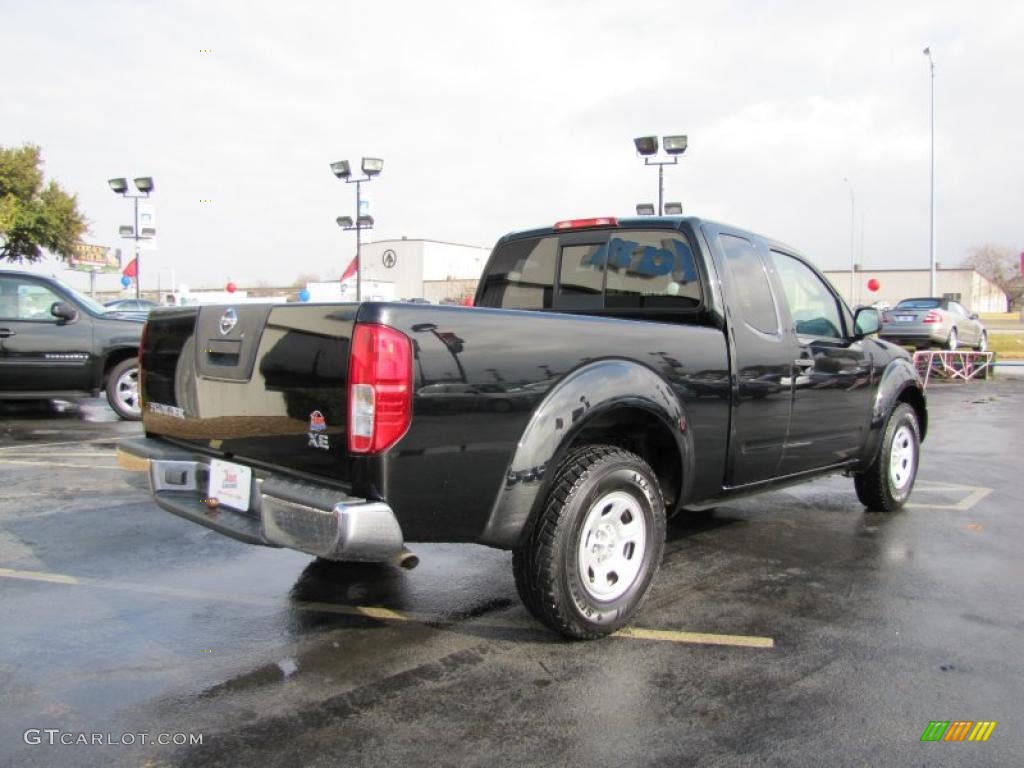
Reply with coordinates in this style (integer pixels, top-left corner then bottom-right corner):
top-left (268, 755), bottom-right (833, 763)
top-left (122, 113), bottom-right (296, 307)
top-left (3, 0), bottom-right (1022, 292)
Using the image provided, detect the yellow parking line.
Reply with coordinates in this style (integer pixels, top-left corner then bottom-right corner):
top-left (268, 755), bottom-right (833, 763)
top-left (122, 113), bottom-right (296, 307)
top-left (906, 482), bottom-right (994, 511)
top-left (6, 453), bottom-right (117, 458)
top-left (614, 627), bottom-right (774, 648)
top-left (0, 460), bottom-right (122, 471)
top-left (0, 437), bottom-right (129, 453)
top-left (0, 566), bottom-right (773, 649)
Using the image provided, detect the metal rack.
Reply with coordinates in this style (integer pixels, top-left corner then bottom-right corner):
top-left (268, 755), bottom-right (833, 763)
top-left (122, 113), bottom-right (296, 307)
top-left (912, 350), bottom-right (994, 387)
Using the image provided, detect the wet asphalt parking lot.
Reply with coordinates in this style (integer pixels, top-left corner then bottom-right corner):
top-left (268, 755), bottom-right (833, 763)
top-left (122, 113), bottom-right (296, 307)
top-left (0, 379), bottom-right (1022, 767)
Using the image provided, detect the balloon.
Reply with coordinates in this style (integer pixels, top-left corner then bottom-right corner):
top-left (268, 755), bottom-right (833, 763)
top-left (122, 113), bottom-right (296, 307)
top-left (120, 275), bottom-right (131, 287)
top-left (299, 289), bottom-right (310, 302)
top-left (867, 278), bottom-right (880, 292)
top-left (226, 282), bottom-right (237, 294)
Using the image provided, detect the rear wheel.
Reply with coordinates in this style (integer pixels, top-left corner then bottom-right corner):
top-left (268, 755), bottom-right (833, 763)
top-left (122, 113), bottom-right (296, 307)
top-left (106, 357), bottom-right (141, 420)
top-left (945, 328), bottom-right (959, 350)
top-left (854, 403), bottom-right (920, 512)
top-left (513, 444), bottom-right (666, 639)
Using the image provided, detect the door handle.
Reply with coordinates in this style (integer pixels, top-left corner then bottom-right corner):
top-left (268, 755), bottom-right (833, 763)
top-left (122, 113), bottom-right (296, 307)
top-left (0, 329), bottom-right (14, 338)
top-left (794, 358), bottom-right (814, 368)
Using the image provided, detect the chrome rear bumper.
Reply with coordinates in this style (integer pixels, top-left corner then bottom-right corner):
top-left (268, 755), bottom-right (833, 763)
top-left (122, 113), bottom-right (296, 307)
top-left (117, 437), bottom-right (405, 562)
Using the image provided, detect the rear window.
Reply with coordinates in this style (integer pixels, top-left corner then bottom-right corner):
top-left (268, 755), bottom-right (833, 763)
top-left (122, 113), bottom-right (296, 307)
top-left (896, 298), bottom-right (941, 309)
top-left (477, 230), bottom-right (702, 311)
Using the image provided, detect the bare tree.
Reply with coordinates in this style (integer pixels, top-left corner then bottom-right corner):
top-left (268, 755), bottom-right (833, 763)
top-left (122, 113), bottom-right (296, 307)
top-left (962, 244), bottom-right (1023, 311)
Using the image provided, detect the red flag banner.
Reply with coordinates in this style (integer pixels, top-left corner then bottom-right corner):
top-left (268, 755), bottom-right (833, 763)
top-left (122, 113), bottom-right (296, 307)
top-left (122, 257), bottom-right (138, 278)
top-left (341, 256), bottom-right (358, 282)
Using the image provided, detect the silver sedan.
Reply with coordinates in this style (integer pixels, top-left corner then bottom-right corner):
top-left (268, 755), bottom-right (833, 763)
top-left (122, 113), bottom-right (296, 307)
top-left (879, 297), bottom-right (987, 351)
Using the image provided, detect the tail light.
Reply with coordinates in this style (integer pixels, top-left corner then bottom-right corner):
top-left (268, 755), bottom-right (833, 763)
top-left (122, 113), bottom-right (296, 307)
top-left (922, 311), bottom-right (941, 323)
top-left (348, 324), bottom-right (413, 454)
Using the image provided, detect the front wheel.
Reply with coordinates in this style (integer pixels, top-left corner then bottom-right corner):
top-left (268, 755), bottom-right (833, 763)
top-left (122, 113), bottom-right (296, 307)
top-left (854, 403), bottom-right (920, 512)
top-left (977, 332), bottom-right (988, 352)
top-left (106, 357), bottom-right (141, 420)
top-left (513, 444), bottom-right (666, 639)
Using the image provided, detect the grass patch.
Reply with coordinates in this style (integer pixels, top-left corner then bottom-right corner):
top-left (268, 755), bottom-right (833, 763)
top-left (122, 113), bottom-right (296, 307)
top-left (989, 332), bottom-right (1024, 360)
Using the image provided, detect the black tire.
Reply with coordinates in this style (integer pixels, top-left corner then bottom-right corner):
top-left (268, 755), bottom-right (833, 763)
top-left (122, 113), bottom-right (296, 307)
top-left (512, 444), bottom-right (666, 639)
top-left (945, 327), bottom-right (959, 351)
top-left (976, 332), bottom-right (988, 353)
top-left (854, 403), bottom-right (920, 512)
top-left (105, 356), bottom-right (141, 420)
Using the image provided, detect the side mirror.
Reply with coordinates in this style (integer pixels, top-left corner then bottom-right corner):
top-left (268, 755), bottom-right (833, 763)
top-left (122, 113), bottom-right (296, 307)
top-left (853, 306), bottom-right (880, 338)
top-left (969, 312), bottom-right (979, 321)
top-left (50, 302), bottom-right (78, 323)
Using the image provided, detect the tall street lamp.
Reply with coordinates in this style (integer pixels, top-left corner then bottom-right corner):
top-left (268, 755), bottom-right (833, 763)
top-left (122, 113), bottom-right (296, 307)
top-left (633, 134), bottom-right (687, 215)
top-left (842, 177), bottom-right (855, 304)
top-left (108, 176), bottom-right (154, 299)
top-left (924, 46), bottom-right (936, 297)
top-left (332, 157), bottom-right (383, 302)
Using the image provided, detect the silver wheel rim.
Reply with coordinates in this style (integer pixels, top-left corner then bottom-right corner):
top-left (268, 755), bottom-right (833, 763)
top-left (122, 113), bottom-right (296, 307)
top-left (115, 367), bottom-right (140, 416)
top-left (979, 334), bottom-right (987, 352)
top-left (577, 490), bottom-right (647, 602)
top-left (889, 425), bottom-right (915, 491)
top-left (948, 330), bottom-right (958, 350)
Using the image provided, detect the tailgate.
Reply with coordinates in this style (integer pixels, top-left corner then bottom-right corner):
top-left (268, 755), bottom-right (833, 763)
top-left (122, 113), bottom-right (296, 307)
top-left (142, 303), bottom-right (358, 485)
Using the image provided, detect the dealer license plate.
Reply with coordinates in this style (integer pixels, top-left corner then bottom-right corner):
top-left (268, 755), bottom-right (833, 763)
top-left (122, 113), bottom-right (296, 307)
top-left (208, 459), bottom-right (252, 512)
top-left (895, 315), bottom-right (916, 322)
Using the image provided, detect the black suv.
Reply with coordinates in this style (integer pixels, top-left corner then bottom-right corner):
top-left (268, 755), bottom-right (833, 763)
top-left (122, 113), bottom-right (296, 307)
top-left (0, 270), bottom-right (144, 419)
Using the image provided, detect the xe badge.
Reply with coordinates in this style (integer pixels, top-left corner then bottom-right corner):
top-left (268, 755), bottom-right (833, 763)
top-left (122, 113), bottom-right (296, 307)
top-left (308, 410), bottom-right (329, 450)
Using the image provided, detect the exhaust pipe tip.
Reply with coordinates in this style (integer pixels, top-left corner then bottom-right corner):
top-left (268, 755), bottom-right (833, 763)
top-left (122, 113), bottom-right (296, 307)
top-left (391, 547), bottom-right (419, 570)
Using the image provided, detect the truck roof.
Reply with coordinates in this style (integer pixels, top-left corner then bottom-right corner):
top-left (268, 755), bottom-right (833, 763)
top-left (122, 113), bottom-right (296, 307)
top-left (496, 215), bottom-right (803, 260)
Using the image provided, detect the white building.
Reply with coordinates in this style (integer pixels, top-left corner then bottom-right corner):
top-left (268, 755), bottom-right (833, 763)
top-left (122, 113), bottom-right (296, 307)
top-left (822, 268), bottom-right (1007, 313)
top-left (347, 238), bottom-right (490, 302)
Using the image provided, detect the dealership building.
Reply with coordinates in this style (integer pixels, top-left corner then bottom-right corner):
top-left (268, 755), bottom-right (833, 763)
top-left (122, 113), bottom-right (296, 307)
top-left (822, 267), bottom-right (1007, 312)
top-left (306, 238), bottom-right (491, 303)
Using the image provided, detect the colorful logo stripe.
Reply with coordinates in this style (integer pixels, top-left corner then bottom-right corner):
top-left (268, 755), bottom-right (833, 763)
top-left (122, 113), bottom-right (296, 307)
top-left (921, 721), bottom-right (996, 742)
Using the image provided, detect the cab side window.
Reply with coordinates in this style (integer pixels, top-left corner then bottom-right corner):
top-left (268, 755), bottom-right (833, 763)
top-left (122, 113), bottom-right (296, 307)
top-left (769, 251), bottom-right (844, 339)
top-left (476, 237), bottom-right (557, 309)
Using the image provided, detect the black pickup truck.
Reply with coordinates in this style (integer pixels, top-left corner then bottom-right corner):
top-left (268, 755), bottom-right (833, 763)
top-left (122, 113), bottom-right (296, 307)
top-left (0, 270), bottom-right (143, 419)
top-left (119, 216), bottom-right (926, 638)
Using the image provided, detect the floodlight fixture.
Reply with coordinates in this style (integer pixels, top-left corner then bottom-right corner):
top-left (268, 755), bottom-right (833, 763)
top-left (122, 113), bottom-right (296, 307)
top-left (133, 177), bottom-right (154, 193)
top-left (119, 225), bottom-right (135, 237)
top-left (140, 227), bottom-right (156, 238)
top-left (331, 160), bottom-right (352, 179)
top-left (336, 215), bottom-right (353, 228)
top-left (361, 157), bottom-right (384, 176)
top-left (633, 136), bottom-right (659, 156)
top-left (663, 202), bottom-right (683, 215)
top-left (636, 203), bottom-right (656, 216)
top-left (662, 135), bottom-right (688, 155)
top-left (108, 178), bottom-right (128, 194)
top-left (357, 214), bottom-right (375, 227)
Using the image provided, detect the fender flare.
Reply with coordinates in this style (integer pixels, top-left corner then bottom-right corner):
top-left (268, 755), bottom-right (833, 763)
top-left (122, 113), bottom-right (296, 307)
top-left (859, 357), bottom-right (926, 468)
top-left (478, 359), bottom-right (693, 548)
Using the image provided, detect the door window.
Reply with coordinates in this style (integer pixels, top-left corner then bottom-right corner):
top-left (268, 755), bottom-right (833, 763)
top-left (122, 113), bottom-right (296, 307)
top-left (769, 251), bottom-right (844, 339)
top-left (0, 278), bottom-right (61, 321)
top-left (717, 234), bottom-right (778, 334)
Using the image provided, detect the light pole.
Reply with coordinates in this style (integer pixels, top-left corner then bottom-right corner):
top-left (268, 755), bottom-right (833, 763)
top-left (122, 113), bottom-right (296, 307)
top-left (331, 158), bottom-right (383, 302)
top-left (924, 46), bottom-right (936, 297)
top-left (843, 177), bottom-right (856, 305)
top-left (633, 135), bottom-right (687, 214)
top-left (108, 176), bottom-right (154, 299)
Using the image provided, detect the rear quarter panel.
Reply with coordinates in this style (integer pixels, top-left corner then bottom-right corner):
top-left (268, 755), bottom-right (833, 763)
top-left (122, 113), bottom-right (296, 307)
top-left (365, 303), bottom-right (730, 543)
